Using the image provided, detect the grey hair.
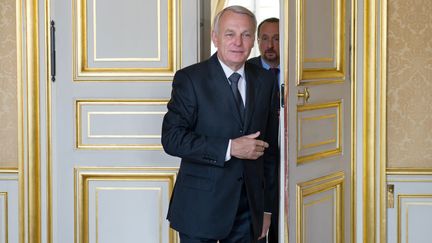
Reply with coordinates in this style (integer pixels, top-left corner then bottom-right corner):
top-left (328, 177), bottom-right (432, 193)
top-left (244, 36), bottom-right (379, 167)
top-left (212, 5), bottom-right (257, 34)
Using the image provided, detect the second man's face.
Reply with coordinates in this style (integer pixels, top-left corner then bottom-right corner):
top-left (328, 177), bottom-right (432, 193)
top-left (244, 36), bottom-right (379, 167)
top-left (258, 22), bottom-right (280, 65)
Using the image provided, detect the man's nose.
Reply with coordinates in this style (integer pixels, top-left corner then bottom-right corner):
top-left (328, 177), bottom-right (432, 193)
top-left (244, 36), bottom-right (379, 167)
top-left (234, 35), bottom-right (243, 46)
top-left (268, 39), bottom-right (274, 48)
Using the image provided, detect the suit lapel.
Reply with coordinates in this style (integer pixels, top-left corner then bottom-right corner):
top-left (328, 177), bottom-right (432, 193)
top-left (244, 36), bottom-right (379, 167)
top-left (208, 55), bottom-right (244, 127)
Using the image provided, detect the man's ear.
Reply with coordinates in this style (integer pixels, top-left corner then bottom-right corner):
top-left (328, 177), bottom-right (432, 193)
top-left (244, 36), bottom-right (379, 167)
top-left (211, 31), bottom-right (218, 47)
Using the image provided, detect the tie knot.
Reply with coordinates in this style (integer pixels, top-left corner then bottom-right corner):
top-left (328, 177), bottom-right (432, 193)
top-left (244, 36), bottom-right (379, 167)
top-left (229, 72), bottom-right (241, 84)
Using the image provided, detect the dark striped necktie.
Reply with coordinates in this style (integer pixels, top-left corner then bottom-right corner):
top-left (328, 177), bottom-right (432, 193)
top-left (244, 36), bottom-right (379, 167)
top-left (228, 72), bottom-right (245, 121)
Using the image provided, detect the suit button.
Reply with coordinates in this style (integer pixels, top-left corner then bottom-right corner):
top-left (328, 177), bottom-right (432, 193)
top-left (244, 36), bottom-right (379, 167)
top-left (239, 129), bottom-right (243, 133)
top-left (237, 177), bottom-right (243, 182)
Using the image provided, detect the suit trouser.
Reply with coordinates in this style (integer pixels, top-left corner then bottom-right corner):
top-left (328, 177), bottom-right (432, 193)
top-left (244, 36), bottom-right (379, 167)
top-left (267, 168), bottom-right (279, 243)
top-left (179, 185), bottom-right (265, 243)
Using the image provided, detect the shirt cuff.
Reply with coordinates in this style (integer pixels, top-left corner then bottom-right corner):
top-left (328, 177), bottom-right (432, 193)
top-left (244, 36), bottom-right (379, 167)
top-left (225, 139), bottom-right (232, 161)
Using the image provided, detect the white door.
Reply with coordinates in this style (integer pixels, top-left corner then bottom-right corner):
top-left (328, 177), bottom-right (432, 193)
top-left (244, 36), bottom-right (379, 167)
top-left (49, 0), bottom-right (199, 242)
top-left (282, 0), bottom-right (353, 242)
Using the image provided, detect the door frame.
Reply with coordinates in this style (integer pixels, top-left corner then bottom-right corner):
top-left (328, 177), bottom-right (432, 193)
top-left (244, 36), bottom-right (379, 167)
top-left (362, 0), bottom-right (388, 242)
top-left (18, 0), bottom-right (388, 243)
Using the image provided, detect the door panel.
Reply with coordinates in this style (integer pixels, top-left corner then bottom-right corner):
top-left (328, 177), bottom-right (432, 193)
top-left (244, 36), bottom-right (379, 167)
top-left (50, 0), bottom-right (199, 242)
top-left (283, 0), bottom-right (352, 242)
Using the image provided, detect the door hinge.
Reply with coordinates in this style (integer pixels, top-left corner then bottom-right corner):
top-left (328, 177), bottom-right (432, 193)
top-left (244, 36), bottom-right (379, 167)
top-left (50, 20), bottom-right (56, 82)
top-left (387, 184), bottom-right (395, 208)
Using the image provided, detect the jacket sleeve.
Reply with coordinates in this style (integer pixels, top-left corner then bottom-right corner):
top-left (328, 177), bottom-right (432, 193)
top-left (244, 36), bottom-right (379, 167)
top-left (161, 70), bottom-right (229, 167)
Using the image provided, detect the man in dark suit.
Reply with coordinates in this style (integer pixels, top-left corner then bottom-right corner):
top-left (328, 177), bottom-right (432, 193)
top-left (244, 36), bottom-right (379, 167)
top-left (162, 5), bottom-right (279, 243)
top-left (248, 17), bottom-right (280, 243)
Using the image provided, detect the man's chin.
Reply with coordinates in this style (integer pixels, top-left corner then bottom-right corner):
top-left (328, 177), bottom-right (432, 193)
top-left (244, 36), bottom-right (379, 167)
top-left (264, 54), bottom-right (278, 62)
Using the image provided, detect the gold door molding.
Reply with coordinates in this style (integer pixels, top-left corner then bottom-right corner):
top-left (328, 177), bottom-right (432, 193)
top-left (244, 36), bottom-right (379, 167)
top-left (397, 195), bottom-right (432, 243)
top-left (75, 167), bottom-right (178, 243)
top-left (73, 0), bottom-right (181, 81)
top-left (75, 99), bottom-right (168, 149)
top-left (297, 101), bottom-right (342, 164)
top-left (296, 0), bottom-right (346, 85)
top-left (296, 171), bottom-right (345, 243)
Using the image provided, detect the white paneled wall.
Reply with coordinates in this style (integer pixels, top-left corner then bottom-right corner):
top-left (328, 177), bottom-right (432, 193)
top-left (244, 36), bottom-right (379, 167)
top-left (387, 174), bottom-right (432, 243)
top-left (0, 173), bottom-right (18, 243)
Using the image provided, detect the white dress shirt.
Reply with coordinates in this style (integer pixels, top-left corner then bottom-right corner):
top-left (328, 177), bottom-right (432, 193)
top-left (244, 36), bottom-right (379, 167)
top-left (217, 59), bottom-right (247, 161)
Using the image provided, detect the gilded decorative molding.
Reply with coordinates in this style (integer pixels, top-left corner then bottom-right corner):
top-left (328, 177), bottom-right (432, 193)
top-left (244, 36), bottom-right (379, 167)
top-left (387, 168), bottom-right (432, 175)
top-left (75, 99), bottom-right (168, 149)
top-left (363, 0), bottom-right (377, 242)
top-left (296, 171), bottom-right (345, 243)
top-left (25, 0), bottom-right (41, 242)
top-left (296, 0), bottom-right (346, 85)
top-left (17, 0), bottom-right (25, 241)
top-left (74, 167), bottom-right (178, 243)
top-left (0, 192), bottom-right (9, 243)
top-left (297, 101), bottom-right (342, 164)
top-left (350, 0), bottom-right (358, 242)
top-left (73, 0), bottom-right (181, 81)
top-left (397, 195), bottom-right (432, 243)
top-left (379, 0), bottom-right (388, 242)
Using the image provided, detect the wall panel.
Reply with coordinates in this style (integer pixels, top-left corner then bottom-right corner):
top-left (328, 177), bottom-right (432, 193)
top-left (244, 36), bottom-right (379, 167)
top-left (387, 0), bottom-right (432, 168)
top-left (387, 174), bottom-right (432, 243)
top-left (0, 173), bottom-right (18, 243)
top-left (0, 0), bottom-right (18, 168)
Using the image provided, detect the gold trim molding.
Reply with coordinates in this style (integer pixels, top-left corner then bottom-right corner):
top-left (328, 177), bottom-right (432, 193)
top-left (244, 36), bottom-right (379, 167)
top-left (75, 167), bottom-right (178, 243)
top-left (296, 0), bottom-right (346, 85)
top-left (25, 0), bottom-right (42, 242)
top-left (75, 99), bottom-right (168, 150)
top-left (0, 169), bottom-right (19, 174)
top-left (297, 101), bottom-right (342, 164)
top-left (397, 195), bottom-right (432, 243)
top-left (0, 192), bottom-right (9, 243)
top-left (363, 0), bottom-right (379, 241)
top-left (73, 0), bottom-right (181, 81)
top-left (387, 168), bottom-right (432, 175)
top-left (350, 0), bottom-right (357, 241)
top-left (379, 0), bottom-right (388, 242)
top-left (296, 171), bottom-right (345, 243)
top-left (16, 0), bottom-right (25, 241)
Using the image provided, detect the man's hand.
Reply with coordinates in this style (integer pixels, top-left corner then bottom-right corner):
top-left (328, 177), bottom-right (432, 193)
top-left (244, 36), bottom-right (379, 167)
top-left (258, 213), bottom-right (271, 240)
top-left (231, 131), bottom-right (269, 160)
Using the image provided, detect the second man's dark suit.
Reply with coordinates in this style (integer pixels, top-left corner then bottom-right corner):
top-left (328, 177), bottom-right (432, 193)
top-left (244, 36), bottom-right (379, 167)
top-left (162, 53), bottom-right (279, 240)
top-left (247, 56), bottom-right (263, 69)
top-left (248, 55), bottom-right (280, 243)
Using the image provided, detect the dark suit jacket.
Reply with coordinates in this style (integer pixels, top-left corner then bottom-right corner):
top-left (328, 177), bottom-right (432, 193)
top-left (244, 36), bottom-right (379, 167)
top-left (247, 56), bottom-right (264, 68)
top-left (248, 55), bottom-right (280, 243)
top-left (162, 53), bottom-right (278, 239)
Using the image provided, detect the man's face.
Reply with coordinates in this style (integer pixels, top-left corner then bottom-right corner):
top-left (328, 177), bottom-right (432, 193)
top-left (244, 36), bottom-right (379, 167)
top-left (212, 10), bottom-right (255, 71)
top-left (258, 22), bottom-right (280, 65)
